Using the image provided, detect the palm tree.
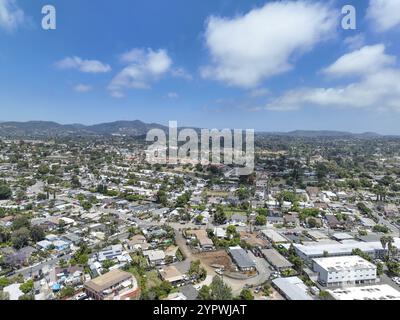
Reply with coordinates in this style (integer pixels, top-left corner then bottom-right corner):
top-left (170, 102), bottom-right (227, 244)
top-left (380, 236), bottom-right (389, 252)
top-left (43, 185), bottom-right (51, 200)
top-left (380, 236), bottom-right (394, 260)
top-left (387, 236), bottom-right (395, 260)
top-left (373, 185), bottom-right (384, 202)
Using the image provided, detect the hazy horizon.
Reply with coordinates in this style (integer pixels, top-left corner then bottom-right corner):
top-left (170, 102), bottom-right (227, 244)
top-left (0, 118), bottom-right (396, 136)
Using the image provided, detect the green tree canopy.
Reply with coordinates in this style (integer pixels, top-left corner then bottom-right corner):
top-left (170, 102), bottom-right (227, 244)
top-left (0, 182), bottom-right (12, 200)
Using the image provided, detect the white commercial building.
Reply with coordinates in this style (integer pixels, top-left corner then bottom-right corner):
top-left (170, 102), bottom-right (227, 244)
top-left (292, 238), bottom-right (400, 263)
top-left (313, 256), bottom-right (377, 287)
top-left (328, 285), bottom-right (400, 300)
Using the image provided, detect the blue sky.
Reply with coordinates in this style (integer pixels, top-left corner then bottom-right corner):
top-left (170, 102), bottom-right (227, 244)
top-left (1, 0), bottom-right (400, 134)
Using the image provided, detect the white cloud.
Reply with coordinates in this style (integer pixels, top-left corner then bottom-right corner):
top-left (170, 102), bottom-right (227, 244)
top-left (119, 48), bottom-right (146, 64)
top-left (343, 34), bottom-right (365, 50)
top-left (267, 69), bottom-right (400, 112)
top-left (56, 56), bottom-right (111, 74)
top-left (108, 48), bottom-right (172, 97)
top-left (166, 92), bottom-right (179, 99)
top-left (367, 0), bottom-right (400, 32)
top-left (74, 84), bottom-right (92, 93)
top-left (120, 50), bottom-right (191, 79)
top-left (201, 1), bottom-right (337, 88)
top-left (266, 45), bottom-right (400, 112)
top-left (322, 44), bottom-right (396, 77)
top-left (0, 0), bottom-right (24, 32)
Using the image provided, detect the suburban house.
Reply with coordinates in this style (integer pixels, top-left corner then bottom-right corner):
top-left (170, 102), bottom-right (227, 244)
top-left (84, 269), bottom-right (139, 300)
top-left (125, 235), bottom-right (150, 252)
top-left (186, 230), bottom-right (214, 251)
top-left (228, 246), bottom-right (256, 272)
top-left (143, 249), bottom-right (166, 266)
top-left (213, 227), bottom-right (227, 239)
top-left (229, 214), bottom-right (247, 226)
top-left (158, 265), bottom-right (187, 286)
top-left (97, 245), bottom-right (124, 262)
top-left (325, 215), bottom-right (344, 230)
top-left (284, 214), bottom-right (297, 228)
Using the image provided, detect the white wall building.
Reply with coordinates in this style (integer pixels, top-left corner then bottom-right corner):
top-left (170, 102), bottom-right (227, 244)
top-left (313, 256), bottom-right (377, 287)
top-left (292, 238), bottom-right (400, 263)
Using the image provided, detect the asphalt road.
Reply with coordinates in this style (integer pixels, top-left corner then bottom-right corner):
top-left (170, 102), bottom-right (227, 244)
top-left (14, 254), bottom-right (71, 278)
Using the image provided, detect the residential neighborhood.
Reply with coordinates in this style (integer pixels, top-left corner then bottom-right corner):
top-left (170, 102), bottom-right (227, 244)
top-left (0, 134), bottom-right (399, 301)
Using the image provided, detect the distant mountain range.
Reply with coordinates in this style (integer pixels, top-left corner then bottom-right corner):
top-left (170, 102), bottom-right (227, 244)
top-left (0, 120), bottom-right (389, 138)
top-left (0, 120), bottom-right (167, 138)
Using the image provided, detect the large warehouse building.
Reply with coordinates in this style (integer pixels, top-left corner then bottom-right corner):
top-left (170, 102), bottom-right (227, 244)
top-left (328, 285), bottom-right (400, 300)
top-left (292, 238), bottom-right (400, 263)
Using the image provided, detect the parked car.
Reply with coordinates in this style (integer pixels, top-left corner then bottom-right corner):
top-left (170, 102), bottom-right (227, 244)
top-left (215, 269), bottom-right (224, 275)
top-left (75, 293), bottom-right (87, 300)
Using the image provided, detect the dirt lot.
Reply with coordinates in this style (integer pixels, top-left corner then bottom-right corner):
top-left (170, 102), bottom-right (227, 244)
top-left (254, 288), bottom-right (284, 301)
top-left (240, 231), bottom-right (268, 247)
top-left (194, 250), bottom-right (235, 272)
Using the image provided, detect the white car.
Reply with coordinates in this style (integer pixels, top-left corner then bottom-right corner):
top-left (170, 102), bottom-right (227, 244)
top-left (75, 293), bottom-right (87, 300)
top-left (215, 269), bottom-right (224, 275)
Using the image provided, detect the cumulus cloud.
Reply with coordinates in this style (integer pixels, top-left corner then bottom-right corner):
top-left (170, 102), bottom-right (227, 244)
top-left (201, 1), bottom-right (337, 88)
top-left (56, 56), bottom-right (111, 74)
top-left (267, 69), bottom-right (400, 112)
top-left (108, 48), bottom-right (172, 97)
top-left (322, 44), bottom-right (396, 77)
top-left (343, 34), bottom-right (366, 50)
top-left (367, 0), bottom-right (400, 32)
top-left (0, 0), bottom-right (24, 32)
top-left (266, 44), bottom-right (400, 112)
top-left (119, 48), bottom-right (146, 64)
top-left (74, 84), bottom-right (92, 93)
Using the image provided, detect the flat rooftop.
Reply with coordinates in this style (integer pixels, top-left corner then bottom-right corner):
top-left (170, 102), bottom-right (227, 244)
top-left (261, 248), bottom-right (293, 269)
top-left (332, 232), bottom-right (354, 241)
top-left (261, 229), bottom-right (288, 243)
top-left (143, 249), bottom-right (165, 261)
top-left (313, 255), bottom-right (376, 272)
top-left (307, 230), bottom-right (329, 240)
top-left (295, 238), bottom-right (400, 257)
top-left (328, 285), bottom-right (400, 300)
top-left (85, 269), bottom-right (133, 293)
top-left (272, 277), bottom-right (313, 301)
